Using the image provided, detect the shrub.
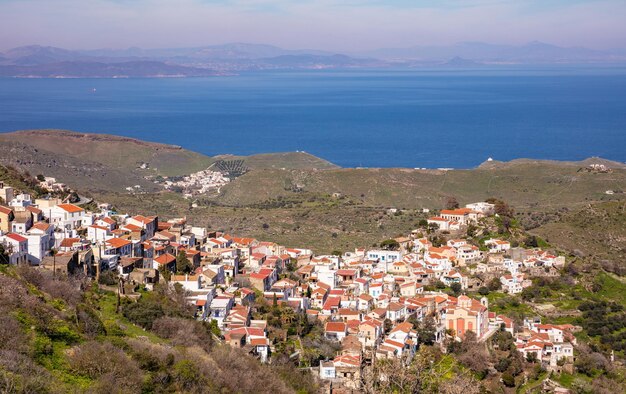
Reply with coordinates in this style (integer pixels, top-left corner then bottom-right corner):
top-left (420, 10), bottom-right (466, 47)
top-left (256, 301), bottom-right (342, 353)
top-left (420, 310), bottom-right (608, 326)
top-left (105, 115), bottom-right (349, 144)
top-left (76, 304), bottom-right (106, 338)
top-left (152, 317), bottom-right (213, 351)
top-left (32, 335), bottom-right (53, 360)
top-left (122, 300), bottom-right (165, 329)
top-left (501, 371), bottom-right (515, 387)
top-left (67, 341), bottom-right (143, 392)
top-left (495, 358), bottom-right (510, 372)
top-left (98, 270), bottom-right (118, 286)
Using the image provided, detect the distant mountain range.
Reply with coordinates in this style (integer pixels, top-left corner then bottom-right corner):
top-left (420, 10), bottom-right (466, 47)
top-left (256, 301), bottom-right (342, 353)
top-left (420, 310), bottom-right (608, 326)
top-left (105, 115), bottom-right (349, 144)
top-left (0, 41), bottom-right (624, 77)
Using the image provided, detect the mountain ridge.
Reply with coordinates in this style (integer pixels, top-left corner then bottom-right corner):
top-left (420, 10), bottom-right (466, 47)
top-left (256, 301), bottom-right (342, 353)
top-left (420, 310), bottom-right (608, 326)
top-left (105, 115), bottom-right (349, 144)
top-left (1, 41), bottom-right (624, 77)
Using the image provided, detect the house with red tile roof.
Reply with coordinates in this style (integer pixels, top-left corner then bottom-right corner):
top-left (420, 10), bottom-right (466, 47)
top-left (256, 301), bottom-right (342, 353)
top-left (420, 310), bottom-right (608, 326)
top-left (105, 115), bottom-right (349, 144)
top-left (105, 237), bottom-right (133, 256)
top-left (325, 321), bottom-right (348, 341)
top-left (153, 252), bottom-right (176, 272)
top-left (49, 203), bottom-right (85, 230)
top-left (440, 208), bottom-right (481, 225)
top-left (126, 215), bottom-right (158, 238)
top-left (0, 233), bottom-right (28, 264)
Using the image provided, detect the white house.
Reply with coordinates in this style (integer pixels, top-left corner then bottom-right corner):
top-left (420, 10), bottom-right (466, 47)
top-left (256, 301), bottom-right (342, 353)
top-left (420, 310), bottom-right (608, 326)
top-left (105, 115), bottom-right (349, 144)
top-left (8, 193), bottom-right (33, 208)
top-left (366, 250), bottom-right (401, 272)
top-left (87, 225), bottom-right (111, 243)
top-left (485, 239), bottom-right (511, 254)
top-left (49, 204), bottom-right (85, 230)
top-left (0, 233), bottom-right (29, 264)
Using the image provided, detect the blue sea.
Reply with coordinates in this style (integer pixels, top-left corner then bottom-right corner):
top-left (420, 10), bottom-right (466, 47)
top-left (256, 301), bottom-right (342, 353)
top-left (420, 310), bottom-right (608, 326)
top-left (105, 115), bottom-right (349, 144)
top-left (1, 67), bottom-right (625, 168)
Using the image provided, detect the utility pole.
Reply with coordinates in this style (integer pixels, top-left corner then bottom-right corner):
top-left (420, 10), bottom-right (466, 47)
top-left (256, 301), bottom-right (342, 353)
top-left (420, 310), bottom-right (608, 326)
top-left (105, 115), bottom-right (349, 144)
top-left (52, 248), bottom-right (56, 279)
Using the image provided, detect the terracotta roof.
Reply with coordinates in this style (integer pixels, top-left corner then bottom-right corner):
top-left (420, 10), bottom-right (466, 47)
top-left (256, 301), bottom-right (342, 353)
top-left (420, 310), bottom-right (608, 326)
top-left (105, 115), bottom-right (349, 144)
top-left (325, 322), bottom-right (347, 332)
top-left (441, 208), bottom-right (473, 215)
top-left (30, 222), bottom-right (51, 231)
top-left (59, 237), bottom-right (80, 248)
top-left (26, 206), bottom-right (42, 214)
top-left (0, 206), bottom-right (13, 215)
top-left (250, 338), bottom-right (269, 346)
top-left (102, 217), bottom-right (116, 225)
top-left (6, 233), bottom-right (27, 243)
top-left (106, 238), bottom-right (132, 249)
top-left (56, 204), bottom-right (83, 213)
top-left (154, 253), bottom-right (176, 265)
top-left (123, 224), bottom-right (143, 232)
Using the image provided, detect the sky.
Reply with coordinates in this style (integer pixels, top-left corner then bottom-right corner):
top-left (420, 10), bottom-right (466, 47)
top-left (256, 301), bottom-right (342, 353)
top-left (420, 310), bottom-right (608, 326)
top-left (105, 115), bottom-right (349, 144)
top-left (0, 0), bottom-right (625, 52)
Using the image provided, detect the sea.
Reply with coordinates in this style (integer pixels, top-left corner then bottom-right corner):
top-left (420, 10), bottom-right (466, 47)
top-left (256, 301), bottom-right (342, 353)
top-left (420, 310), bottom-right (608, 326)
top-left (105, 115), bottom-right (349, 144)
top-left (1, 66), bottom-right (625, 168)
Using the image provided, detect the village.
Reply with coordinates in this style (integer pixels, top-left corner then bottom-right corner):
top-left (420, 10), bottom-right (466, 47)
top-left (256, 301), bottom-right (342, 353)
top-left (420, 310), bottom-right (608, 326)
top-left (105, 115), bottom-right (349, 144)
top-left (0, 180), bottom-right (580, 392)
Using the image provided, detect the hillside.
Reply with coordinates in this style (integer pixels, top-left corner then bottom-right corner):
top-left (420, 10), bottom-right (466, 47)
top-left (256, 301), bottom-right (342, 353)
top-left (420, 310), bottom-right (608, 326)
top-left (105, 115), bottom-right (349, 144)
top-left (215, 152), bottom-right (338, 171)
top-left (0, 265), bottom-right (315, 393)
top-left (1, 129), bottom-right (624, 254)
top-left (0, 130), bottom-right (339, 192)
top-left (531, 201), bottom-right (626, 275)
top-left (216, 160), bottom-right (626, 210)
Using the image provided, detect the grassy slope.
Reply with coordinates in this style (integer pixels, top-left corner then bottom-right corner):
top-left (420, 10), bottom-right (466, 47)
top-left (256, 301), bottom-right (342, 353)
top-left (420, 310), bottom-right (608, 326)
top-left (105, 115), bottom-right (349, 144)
top-left (100, 190), bottom-right (427, 253)
top-left (218, 151), bottom-right (339, 170)
top-left (0, 129), bottom-right (214, 177)
top-left (217, 162), bottom-right (626, 210)
top-left (532, 201), bottom-right (626, 269)
top-left (0, 130), bottom-right (338, 192)
top-left (0, 266), bottom-right (312, 393)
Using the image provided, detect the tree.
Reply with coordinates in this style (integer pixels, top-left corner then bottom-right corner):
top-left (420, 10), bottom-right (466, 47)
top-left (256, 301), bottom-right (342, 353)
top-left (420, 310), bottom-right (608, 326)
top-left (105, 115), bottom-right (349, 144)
top-left (455, 331), bottom-right (490, 379)
top-left (380, 239), bottom-right (400, 251)
top-left (445, 196), bottom-right (459, 210)
top-left (487, 198), bottom-right (514, 218)
top-left (36, 174), bottom-right (46, 182)
top-left (501, 371), bottom-right (515, 387)
top-left (0, 244), bottom-right (10, 265)
top-left (418, 219), bottom-right (428, 227)
top-left (524, 236), bottom-right (539, 248)
top-left (176, 251), bottom-right (193, 274)
top-left (478, 286), bottom-right (490, 296)
top-left (450, 283), bottom-right (462, 296)
top-left (416, 316), bottom-right (437, 346)
top-left (488, 278), bottom-right (501, 291)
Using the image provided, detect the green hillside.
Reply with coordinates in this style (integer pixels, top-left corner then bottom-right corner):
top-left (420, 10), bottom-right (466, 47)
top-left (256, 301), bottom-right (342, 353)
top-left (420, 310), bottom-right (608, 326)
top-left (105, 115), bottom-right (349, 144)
top-left (0, 265), bottom-right (315, 393)
top-left (216, 161), bottom-right (626, 210)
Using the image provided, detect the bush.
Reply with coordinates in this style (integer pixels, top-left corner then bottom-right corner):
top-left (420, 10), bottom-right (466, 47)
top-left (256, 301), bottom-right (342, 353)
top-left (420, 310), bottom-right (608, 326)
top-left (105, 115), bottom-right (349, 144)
top-left (32, 335), bottom-right (53, 360)
top-left (68, 341), bottom-right (143, 392)
top-left (98, 270), bottom-right (118, 286)
top-left (76, 304), bottom-right (106, 338)
top-left (495, 357), bottom-right (510, 372)
top-left (122, 300), bottom-right (165, 329)
top-left (173, 359), bottom-right (203, 392)
top-left (151, 317), bottom-right (213, 351)
top-left (501, 371), bottom-right (515, 387)
top-left (45, 319), bottom-right (81, 344)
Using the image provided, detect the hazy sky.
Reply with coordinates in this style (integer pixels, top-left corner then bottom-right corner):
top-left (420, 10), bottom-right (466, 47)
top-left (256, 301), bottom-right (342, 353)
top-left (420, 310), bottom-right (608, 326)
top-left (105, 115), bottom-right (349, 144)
top-left (1, 0), bottom-right (625, 52)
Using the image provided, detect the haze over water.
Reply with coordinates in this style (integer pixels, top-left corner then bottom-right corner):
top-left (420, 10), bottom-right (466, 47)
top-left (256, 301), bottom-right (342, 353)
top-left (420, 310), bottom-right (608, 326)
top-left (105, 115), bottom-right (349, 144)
top-left (1, 67), bottom-right (625, 168)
